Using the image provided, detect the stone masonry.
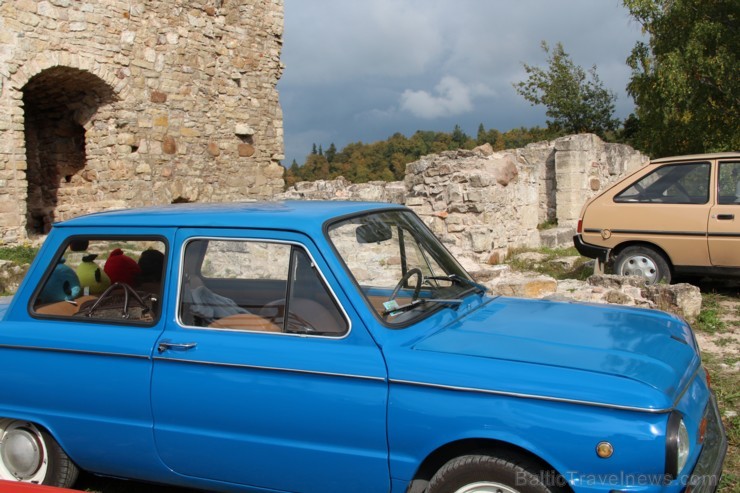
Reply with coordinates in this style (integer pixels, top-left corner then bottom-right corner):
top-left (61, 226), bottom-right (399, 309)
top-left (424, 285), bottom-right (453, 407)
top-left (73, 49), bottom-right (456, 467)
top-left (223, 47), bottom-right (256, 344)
top-left (280, 134), bottom-right (649, 265)
top-left (0, 0), bottom-right (285, 242)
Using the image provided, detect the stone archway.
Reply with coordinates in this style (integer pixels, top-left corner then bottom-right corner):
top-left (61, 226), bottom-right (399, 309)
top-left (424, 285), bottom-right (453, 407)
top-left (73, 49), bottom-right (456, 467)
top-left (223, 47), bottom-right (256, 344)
top-left (22, 67), bottom-right (117, 235)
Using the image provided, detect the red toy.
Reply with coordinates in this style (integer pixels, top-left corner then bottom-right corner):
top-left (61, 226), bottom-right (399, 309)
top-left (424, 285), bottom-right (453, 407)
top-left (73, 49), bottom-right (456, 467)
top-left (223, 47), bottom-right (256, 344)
top-left (104, 248), bottom-right (141, 285)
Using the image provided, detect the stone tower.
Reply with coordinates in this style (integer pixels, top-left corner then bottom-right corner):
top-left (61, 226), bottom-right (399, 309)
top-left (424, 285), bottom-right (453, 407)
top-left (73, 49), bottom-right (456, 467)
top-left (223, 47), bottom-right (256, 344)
top-left (0, 0), bottom-right (285, 242)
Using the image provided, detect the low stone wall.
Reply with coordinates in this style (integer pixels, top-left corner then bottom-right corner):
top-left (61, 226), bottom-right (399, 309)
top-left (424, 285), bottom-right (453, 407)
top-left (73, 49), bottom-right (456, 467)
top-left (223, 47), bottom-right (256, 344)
top-left (279, 134), bottom-right (649, 265)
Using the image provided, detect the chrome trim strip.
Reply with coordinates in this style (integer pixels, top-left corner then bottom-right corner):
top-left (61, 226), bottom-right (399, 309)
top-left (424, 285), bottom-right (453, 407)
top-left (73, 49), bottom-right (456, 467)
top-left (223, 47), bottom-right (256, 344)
top-left (0, 344), bottom-right (150, 360)
top-left (153, 356), bottom-right (386, 382)
top-left (390, 379), bottom-right (673, 413)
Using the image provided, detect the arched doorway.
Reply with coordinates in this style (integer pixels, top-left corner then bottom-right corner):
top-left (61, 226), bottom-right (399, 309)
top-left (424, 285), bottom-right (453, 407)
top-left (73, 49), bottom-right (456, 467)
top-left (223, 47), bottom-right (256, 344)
top-left (22, 67), bottom-right (116, 235)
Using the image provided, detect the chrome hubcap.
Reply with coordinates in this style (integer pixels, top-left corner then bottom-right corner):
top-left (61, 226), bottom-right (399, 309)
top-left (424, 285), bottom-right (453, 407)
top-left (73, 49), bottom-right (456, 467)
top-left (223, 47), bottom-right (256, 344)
top-left (0, 421), bottom-right (47, 482)
top-left (620, 255), bottom-right (658, 284)
top-left (453, 482), bottom-right (520, 493)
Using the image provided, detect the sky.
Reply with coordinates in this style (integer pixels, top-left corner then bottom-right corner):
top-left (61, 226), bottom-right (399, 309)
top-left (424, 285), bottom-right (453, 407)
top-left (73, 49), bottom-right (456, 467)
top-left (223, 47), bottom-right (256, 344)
top-left (278, 0), bottom-right (647, 166)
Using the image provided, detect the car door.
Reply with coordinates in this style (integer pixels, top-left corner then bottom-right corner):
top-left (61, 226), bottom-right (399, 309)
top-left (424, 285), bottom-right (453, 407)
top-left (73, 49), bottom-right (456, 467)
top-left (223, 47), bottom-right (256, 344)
top-left (151, 228), bottom-right (390, 493)
top-left (1, 231), bottom-right (171, 479)
top-left (609, 161), bottom-right (712, 266)
top-left (708, 160), bottom-right (740, 266)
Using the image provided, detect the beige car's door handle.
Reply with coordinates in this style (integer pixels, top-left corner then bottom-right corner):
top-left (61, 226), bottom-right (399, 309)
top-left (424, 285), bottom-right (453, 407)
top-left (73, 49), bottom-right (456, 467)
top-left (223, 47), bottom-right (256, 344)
top-left (716, 214), bottom-right (734, 220)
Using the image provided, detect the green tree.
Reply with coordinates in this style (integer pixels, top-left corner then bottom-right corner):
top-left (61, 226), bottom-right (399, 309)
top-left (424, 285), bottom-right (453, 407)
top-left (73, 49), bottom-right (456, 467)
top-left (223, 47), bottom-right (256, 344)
top-left (476, 123), bottom-right (487, 145)
top-left (325, 143), bottom-right (337, 163)
top-left (624, 0), bottom-right (739, 156)
top-left (514, 41), bottom-right (620, 138)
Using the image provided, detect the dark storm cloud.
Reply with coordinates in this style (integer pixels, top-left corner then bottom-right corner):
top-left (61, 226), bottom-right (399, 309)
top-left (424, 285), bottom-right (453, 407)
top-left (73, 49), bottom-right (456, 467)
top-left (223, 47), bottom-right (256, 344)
top-left (279, 0), bottom-right (645, 164)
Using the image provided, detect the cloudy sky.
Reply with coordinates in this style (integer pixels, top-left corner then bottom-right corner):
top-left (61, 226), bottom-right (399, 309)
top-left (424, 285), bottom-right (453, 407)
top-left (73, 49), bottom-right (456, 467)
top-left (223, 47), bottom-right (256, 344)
top-left (278, 0), bottom-right (646, 165)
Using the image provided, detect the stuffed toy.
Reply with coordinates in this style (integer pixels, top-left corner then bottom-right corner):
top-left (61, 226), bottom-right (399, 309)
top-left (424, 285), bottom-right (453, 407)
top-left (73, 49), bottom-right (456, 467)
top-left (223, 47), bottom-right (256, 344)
top-left (76, 254), bottom-right (111, 295)
top-left (38, 259), bottom-right (81, 304)
top-left (138, 249), bottom-right (165, 283)
top-left (104, 248), bottom-right (141, 286)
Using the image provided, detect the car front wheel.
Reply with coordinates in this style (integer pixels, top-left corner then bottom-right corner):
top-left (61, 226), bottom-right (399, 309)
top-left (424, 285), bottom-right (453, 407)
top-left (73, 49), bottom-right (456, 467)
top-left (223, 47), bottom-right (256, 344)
top-left (427, 454), bottom-right (565, 493)
top-left (614, 246), bottom-right (671, 285)
top-left (0, 419), bottom-right (78, 487)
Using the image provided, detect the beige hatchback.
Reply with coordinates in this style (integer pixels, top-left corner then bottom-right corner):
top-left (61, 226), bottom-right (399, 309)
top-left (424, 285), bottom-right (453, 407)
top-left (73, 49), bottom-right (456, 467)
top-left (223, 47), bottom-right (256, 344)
top-left (574, 152), bottom-right (740, 284)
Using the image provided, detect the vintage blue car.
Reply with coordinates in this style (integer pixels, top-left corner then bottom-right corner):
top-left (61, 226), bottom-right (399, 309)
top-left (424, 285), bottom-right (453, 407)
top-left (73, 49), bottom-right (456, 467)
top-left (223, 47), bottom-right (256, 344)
top-left (0, 202), bottom-right (727, 493)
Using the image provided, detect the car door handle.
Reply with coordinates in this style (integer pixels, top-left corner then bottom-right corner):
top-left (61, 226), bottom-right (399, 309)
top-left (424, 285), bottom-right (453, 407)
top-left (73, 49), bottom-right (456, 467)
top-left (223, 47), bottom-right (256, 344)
top-left (716, 214), bottom-right (734, 220)
top-left (158, 341), bottom-right (197, 353)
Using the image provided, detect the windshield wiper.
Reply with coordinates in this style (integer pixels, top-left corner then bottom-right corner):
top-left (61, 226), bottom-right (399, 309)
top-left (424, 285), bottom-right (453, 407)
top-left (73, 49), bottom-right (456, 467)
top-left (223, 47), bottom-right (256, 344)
top-left (425, 274), bottom-right (488, 294)
top-left (382, 297), bottom-right (463, 317)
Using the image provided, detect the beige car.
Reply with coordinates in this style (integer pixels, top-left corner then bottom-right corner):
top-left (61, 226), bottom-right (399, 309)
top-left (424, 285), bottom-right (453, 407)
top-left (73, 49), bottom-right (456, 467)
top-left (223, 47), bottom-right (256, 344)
top-left (574, 152), bottom-right (740, 284)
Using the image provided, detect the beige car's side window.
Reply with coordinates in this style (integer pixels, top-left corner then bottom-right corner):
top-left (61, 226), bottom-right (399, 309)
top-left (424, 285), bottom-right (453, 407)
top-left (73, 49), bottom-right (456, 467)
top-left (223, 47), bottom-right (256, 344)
top-left (614, 162), bottom-right (710, 204)
top-left (717, 162), bottom-right (740, 205)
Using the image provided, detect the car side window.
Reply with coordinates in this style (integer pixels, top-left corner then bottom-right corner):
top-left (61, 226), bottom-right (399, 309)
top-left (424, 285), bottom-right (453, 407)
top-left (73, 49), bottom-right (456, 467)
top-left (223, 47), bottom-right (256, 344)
top-left (614, 162), bottom-right (710, 204)
top-left (32, 238), bottom-right (166, 323)
top-left (717, 161), bottom-right (740, 204)
top-left (179, 239), bottom-right (348, 336)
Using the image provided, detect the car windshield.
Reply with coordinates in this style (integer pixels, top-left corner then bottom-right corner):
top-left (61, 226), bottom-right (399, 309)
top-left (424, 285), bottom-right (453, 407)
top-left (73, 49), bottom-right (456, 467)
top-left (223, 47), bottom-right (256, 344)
top-left (327, 209), bottom-right (481, 326)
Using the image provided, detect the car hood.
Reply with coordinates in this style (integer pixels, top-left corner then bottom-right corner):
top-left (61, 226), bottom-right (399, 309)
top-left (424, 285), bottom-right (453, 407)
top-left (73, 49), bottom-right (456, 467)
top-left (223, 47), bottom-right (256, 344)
top-left (389, 297), bottom-right (700, 412)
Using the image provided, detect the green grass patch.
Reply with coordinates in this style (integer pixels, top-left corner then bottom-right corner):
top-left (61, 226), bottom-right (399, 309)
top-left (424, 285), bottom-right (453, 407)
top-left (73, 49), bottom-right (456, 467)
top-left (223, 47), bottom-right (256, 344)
top-left (505, 246), bottom-right (592, 280)
top-left (694, 294), bottom-right (728, 335)
top-left (702, 352), bottom-right (740, 493)
top-left (0, 245), bottom-right (39, 264)
top-left (536, 219), bottom-right (558, 230)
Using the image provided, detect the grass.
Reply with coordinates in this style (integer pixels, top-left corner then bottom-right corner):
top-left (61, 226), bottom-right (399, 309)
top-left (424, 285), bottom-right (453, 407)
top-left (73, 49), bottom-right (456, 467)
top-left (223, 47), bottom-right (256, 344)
top-left (692, 292), bottom-right (739, 493)
top-left (0, 244), bottom-right (39, 264)
top-left (701, 353), bottom-right (739, 493)
top-left (505, 246), bottom-right (593, 280)
top-left (694, 293), bottom-right (729, 334)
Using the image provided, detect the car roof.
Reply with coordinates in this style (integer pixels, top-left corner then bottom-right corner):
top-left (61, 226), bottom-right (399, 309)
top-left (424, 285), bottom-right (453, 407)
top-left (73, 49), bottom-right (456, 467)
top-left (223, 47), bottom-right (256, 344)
top-left (55, 201), bottom-right (404, 231)
top-left (651, 151), bottom-right (739, 164)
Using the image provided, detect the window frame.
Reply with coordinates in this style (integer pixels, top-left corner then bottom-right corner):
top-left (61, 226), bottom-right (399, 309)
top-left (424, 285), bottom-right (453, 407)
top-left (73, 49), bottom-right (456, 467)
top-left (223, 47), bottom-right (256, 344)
top-left (613, 161), bottom-right (712, 205)
top-left (29, 234), bottom-right (169, 326)
top-left (176, 236), bottom-right (351, 339)
top-left (324, 208), bottom-right (476, 329)
top-left (717, 161), bottom-right (740, 205)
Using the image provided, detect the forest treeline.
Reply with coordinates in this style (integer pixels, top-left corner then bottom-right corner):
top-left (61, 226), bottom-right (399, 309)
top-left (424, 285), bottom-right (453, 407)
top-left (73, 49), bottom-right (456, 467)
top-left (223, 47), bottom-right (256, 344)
top-left (283, 124), bottom-right (566, 186)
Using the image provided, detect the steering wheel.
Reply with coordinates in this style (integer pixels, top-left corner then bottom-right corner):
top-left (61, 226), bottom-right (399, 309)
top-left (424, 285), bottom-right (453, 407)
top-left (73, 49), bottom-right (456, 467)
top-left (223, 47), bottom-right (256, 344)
top-left (388, 268), bottom-right (423, 303)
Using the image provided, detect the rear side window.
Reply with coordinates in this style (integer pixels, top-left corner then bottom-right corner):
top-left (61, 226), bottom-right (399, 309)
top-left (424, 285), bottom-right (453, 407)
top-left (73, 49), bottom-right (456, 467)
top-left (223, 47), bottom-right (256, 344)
top-left (718, 161), bottom-right (740, 204)
top-left (615, 162), bottom-right (710, 204)
top-left (32, 238), bottom-right (166, 323)
top-left (179, 239), bottom-right (348, 336)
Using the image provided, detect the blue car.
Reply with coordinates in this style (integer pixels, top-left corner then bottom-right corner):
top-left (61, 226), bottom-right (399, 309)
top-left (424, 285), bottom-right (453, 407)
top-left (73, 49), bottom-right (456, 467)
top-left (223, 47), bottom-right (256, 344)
top-left (0, 201), bottom-right (727, 493)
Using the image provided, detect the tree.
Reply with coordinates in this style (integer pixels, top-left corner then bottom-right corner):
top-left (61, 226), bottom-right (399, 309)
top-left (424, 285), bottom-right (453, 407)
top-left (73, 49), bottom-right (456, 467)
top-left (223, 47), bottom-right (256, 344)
top-left (514, 41), bottom-right (620, 138)
top-left (325, 143), bottom-right (337, 163)
top-left (624, 0), bottom-right (739, 157)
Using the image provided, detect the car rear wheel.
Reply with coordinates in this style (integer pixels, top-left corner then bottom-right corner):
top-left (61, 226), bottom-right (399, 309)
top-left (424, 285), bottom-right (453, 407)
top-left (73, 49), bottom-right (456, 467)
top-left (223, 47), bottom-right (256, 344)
top-left (427, 454), bottom-right (564, 493)
top-left (614, 246), bottom-right (671, 285)
top-left (0, 419), bottom-right (78, 487)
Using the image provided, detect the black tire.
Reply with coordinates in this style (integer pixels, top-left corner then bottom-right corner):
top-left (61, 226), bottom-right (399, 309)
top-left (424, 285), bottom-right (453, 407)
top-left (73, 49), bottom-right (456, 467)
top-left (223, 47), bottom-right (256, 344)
top-left (427, 454), bottom-right (565, 493)
top-left (0, 419), bottom-right (79, 487)
top-left (614, 246), bottom-right (671, 285)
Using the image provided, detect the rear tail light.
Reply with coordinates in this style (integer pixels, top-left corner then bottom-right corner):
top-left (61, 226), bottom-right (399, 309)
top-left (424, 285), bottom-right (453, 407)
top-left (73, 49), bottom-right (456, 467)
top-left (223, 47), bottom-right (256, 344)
top-left (704, 366), bottom-right (712, 389)
top-left (577, 219), bottom-right (583, 233)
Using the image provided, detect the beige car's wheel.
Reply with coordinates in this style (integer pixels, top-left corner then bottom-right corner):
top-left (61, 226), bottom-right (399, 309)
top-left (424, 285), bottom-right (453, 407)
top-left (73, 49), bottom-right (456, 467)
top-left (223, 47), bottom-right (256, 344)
top-left (614, 246), bottom-right (671, 285)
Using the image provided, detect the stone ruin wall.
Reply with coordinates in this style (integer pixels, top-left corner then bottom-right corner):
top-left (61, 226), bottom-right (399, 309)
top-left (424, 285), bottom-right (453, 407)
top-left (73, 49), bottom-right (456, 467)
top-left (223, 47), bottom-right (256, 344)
top-left (0, 0), bottom-right (285, 242)
top-left (279, 134), bottom-right (649, 265)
